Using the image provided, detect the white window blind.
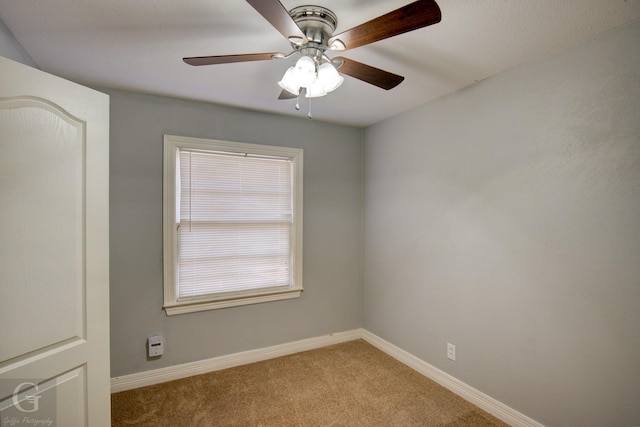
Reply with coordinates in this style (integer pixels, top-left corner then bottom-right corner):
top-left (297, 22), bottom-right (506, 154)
top-left (177, 149), bottom-right (294, 299)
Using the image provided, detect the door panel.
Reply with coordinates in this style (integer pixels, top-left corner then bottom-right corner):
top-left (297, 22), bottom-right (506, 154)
top-left (0, 56), bottom-right (110, 426)
top-left (0, 97), bottom-right (85, 363)
top-left (0, 367), bottom-right (86, 426)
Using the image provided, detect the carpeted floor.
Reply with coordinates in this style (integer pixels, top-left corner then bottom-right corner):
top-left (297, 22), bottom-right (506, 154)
top-left (111, 339), bottom-right (509, 426)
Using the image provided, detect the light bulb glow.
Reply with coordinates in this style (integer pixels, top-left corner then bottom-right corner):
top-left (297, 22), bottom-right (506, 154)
top-left (278, 66), bottom-right (300, 95)
top-left (305, 78), bottom-right (327, 98)
top-left (317, 62), bottom-right (344, 93)
top-left (294, 56), bottom-right (316, 87)
top-left (278, 57), bottom-right (344, 102)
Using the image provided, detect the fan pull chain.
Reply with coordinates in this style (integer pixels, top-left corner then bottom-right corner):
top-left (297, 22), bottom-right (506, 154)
top-left (307, 97), bottom-right (312, 119)
top-left (295, 91), bottom-right (300, 110)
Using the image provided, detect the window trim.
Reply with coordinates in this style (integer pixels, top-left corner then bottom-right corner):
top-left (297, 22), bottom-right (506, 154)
top-left (163, 135), bottom-right (303, 315)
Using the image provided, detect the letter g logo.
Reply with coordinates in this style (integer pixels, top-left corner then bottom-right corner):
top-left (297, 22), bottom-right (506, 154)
top-left (12, 382), bottom-right (42, 413)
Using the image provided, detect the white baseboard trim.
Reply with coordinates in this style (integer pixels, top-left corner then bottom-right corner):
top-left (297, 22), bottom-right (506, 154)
top-left (111, 328), bottom-right (542, 427)
top-left (110, 329), bottom-right (361, 393)
top-left (360, 330), bottom-right (544, 427)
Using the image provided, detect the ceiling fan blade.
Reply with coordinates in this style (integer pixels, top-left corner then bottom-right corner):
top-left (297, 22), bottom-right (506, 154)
top-left (334, 57), bottom-right (404, 90)
top-left (278, 89), bottom-right (297, 100)
top-left (183, 52), bottom-right (284, 66)
top-left (328, 0), bottom-right (441, 51)
top-left (246, 0), bottom-right (307, 45)
top-left (278, 88), bottom-right (307, 100)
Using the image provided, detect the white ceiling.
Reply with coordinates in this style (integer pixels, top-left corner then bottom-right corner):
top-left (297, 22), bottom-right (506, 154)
top-left (1, 0), bottom-right (639, 127)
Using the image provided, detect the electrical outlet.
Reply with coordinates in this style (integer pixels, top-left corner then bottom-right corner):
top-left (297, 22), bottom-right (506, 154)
top-left (447, 343), bottom-right (456, 361)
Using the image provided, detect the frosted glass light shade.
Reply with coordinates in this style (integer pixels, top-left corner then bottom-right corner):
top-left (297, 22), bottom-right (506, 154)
top-left (295, 56), bottom-right (316, 87)
top-left (278, 57), bottom-right (344, 98)
top-left (317, 62), bottom-right (344, 93)
top-left (278, 66), bottom-right (300, 95)
top-left (305, 79), bottom-right (327, 98)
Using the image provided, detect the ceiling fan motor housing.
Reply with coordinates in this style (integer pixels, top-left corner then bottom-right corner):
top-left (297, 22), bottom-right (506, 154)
top-left (289, 5), bottom-right (338, 59)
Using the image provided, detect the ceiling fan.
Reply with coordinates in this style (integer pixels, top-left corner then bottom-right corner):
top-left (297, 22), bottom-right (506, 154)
top-left (184, 0), bottom-right (441, 116)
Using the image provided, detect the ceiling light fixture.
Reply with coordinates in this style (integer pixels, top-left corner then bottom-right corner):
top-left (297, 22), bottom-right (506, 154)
top-left (184, 1), bottom-right (442, 119)
top-left (275, 6), bottom-right (346, 118)
top-left (278, 56), bottom-right (344, 99)
top-left (277, 52), bottom-right (344, 118)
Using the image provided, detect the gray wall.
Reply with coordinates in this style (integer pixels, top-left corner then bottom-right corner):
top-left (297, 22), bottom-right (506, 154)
top-left (0, 16), bottom-right (36, 67)
top-left (108, 89), bottom-right (363, 377)
top-left (363, 21), bottom-right (640, 427)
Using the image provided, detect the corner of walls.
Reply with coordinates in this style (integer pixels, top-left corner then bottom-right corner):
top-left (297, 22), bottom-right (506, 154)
top-left (358, 127), bottom-right (366, 328)
top-left (0, 17), bottom-right (37, 67)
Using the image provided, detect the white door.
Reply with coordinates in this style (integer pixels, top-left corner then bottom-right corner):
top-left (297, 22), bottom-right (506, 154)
top-left (0, 56), bottom-right (110, 426)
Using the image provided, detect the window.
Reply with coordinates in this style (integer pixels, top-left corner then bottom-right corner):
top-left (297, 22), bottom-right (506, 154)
top-left (163, 135), bottom-right (303, 315)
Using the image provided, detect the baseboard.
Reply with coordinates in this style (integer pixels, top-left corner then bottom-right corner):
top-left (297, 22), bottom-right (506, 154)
top-left (360, 330), bottom-right (544, 427)
top-left (110, 329), bottom-right (361, 393)
top-left (111, 328), bottom-right (542, 427)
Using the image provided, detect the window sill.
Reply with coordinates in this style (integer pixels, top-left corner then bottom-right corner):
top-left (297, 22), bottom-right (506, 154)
top-left (164, 289), bottom-right (303, 316)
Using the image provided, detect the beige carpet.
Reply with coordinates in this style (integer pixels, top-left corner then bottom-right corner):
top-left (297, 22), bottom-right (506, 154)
top-left (111, 339), bottom-right (509, 426)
